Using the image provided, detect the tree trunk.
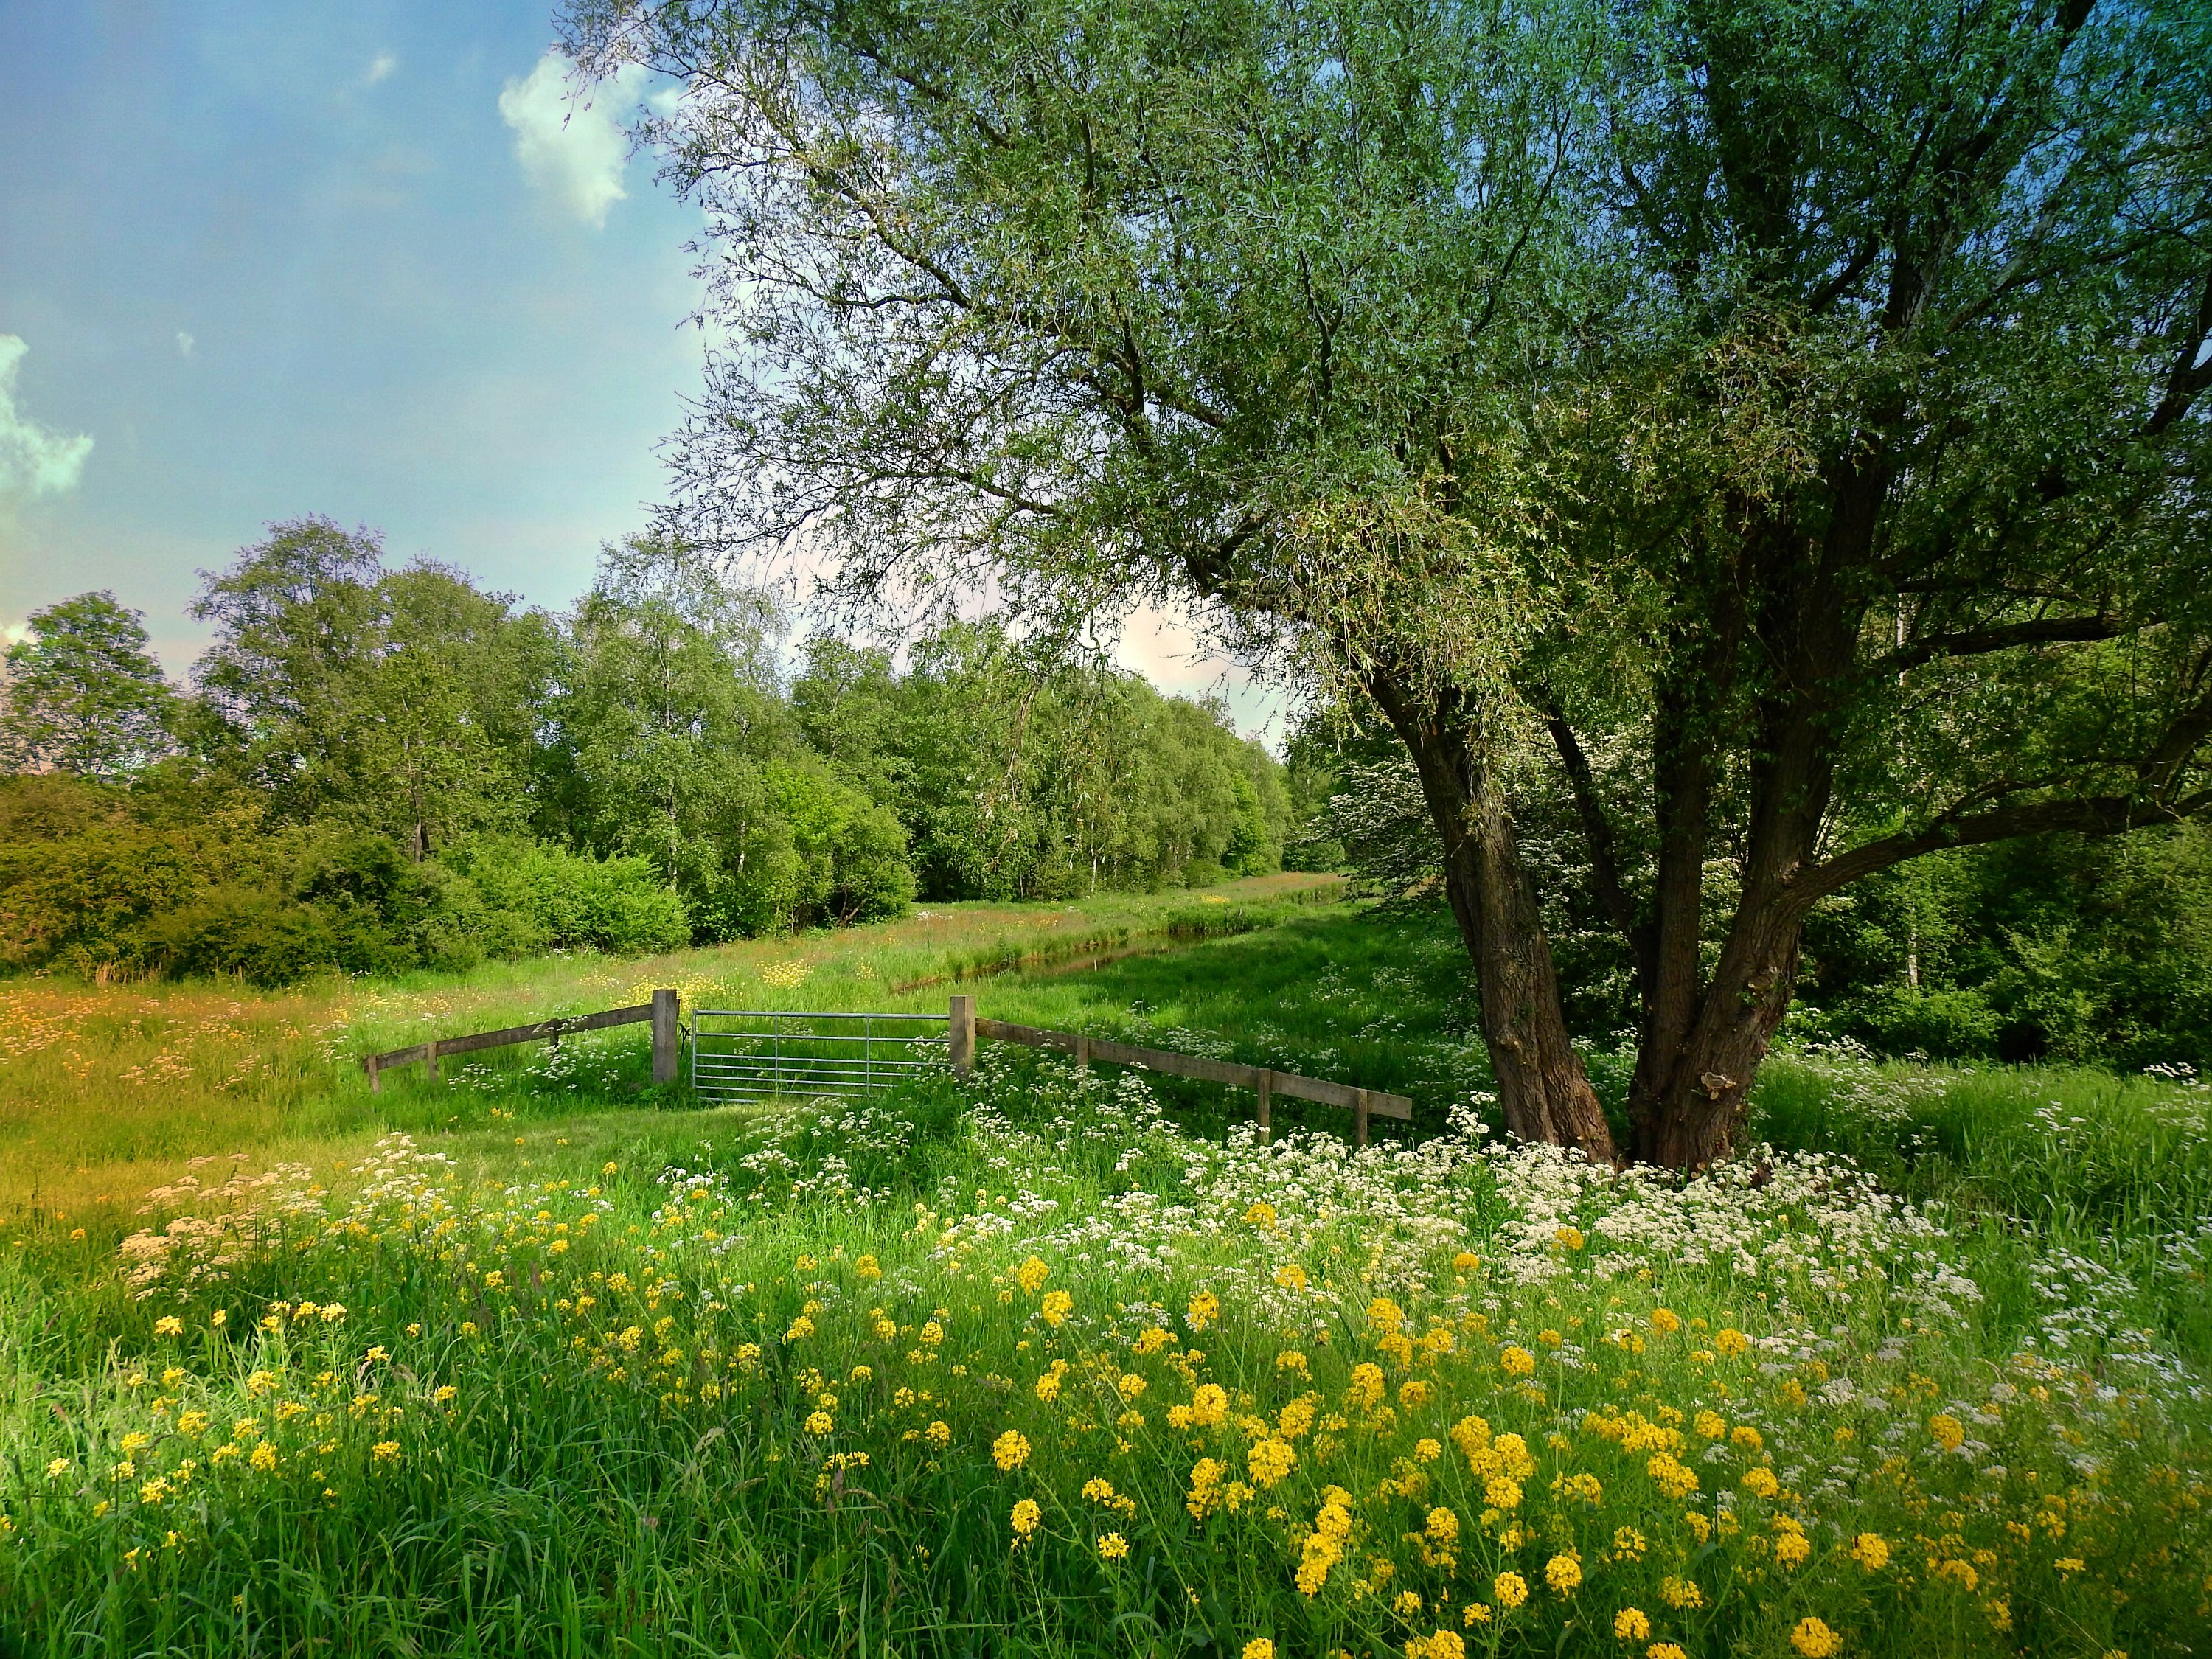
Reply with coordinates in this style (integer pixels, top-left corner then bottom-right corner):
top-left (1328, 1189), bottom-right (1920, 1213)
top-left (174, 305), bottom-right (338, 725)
top-left (1367, 671), bottom-right (1619, 1163)
top-left (1629, 898), bottom-right (1804, 1166)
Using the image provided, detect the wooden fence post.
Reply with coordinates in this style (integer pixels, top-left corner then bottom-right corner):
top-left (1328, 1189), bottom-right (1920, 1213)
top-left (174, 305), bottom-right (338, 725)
top-left (366, 1054), bottom-right (382, 1095)
top-left (949, 995), bottom-right (975, 1074)
top-left (1255, 1070), bottom-right (1271, 1143)
top-left (1354, 1089), bottom-right (1370, 1150)
top-left (652, 989), bottom-right (681, 1085)
top-left (426, 1038), bottom-right (439, 1081)
top-left (1075, 1032), bottom-right (1091, 1070)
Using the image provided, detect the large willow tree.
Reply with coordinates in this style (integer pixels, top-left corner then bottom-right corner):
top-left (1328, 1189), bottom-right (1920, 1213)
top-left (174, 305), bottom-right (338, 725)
top-left (569, 0), bottom-right (2212, 1165)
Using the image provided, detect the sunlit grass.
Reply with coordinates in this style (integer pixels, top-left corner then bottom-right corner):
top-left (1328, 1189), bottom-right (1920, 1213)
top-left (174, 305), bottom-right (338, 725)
top-left (0, 874), bottom-right (1338, 1221)
top-left (4, 1054), bottom-right (2205, 1656)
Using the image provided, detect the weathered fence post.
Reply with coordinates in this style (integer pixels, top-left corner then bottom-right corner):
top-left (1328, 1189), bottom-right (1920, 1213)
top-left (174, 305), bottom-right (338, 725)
top-left (652, 989), bottom-right (681, 1085)
top-left (1354, 1089), bottom-right (1371, 1150)
top-left (949, 995), bottom-right (975, 1074)
top-left (426, 1038), bottom-right (439, 1081)
top-left (1256, 1069), bottom-right (1271, 1143)
top-left (366, 1053), bottom-right (382, 1095)
top-left (1075, 1032), bottom-right (1091, 1070)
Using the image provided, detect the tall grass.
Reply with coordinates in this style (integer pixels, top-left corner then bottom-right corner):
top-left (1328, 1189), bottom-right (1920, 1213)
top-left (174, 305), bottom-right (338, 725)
top-left (1750, 1051), bottom-right (2212, 1365)
top-left (4, 1054), bottom-right (2205, 1656)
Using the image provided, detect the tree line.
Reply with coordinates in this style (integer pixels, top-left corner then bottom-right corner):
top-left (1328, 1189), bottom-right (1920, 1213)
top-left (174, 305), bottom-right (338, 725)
top-left (0, 518), bottom-right (1290, 984)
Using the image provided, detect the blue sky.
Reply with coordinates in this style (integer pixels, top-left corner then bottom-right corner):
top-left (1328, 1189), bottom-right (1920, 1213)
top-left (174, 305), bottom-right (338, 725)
top-left (0, 0), bottom-right (1277, 734)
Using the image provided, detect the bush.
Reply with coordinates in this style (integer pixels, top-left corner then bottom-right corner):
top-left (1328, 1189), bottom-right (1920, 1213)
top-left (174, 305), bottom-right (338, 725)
top-left (438, 836), bottom-right (690, 956)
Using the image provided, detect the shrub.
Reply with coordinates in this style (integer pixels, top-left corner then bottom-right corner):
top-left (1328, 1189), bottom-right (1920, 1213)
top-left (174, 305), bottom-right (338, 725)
top-left (438, 836), bottom-right (690, 956)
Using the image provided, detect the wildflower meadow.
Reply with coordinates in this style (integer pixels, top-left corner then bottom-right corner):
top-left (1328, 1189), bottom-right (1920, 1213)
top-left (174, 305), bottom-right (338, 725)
top-left (4, 1037), bottom-right (2206, 1657)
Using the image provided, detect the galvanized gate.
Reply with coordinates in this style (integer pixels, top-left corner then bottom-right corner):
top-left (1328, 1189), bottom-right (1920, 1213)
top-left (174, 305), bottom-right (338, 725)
top-left (687, 1009), bottom-right (948, 1104)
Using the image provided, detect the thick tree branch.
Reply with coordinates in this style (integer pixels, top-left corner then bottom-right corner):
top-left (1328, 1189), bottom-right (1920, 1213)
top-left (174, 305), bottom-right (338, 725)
top-left (1874, 613), bottom-right (2125, 675)
top-left (1791, 789), bottom-right (2210, 916)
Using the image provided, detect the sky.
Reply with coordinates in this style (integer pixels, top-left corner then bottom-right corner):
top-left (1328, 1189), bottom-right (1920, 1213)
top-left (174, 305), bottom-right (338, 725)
top-left (0, 0), bottom-right (1280, 737)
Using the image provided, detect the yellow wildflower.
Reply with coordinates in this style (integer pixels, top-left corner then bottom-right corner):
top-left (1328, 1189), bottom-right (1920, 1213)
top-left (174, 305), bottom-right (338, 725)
top-left (992, 1430), bottom-right (1031, 1470)
top-left (1247, 1438), bottom-right (1295, 1488)
top-left (1493, 1571), bottom-right (1528, 1609)
top-left (1244, 1201), bottom-right (1277, 1229)
top-left (1498, 1346), bottom-right (1536, 1378)
top-left (1789, 1618), bottom-right (1840, 1658)
top-left (1015, 1257), bottom-right (1051, 1295)
top-left (1187, 1290), bottom-right (1220, 1330)
top-left (1545, 1552), bottom-right (1582, 1594)
top-left (1242, 1642), bottom-right (1275, 1659)
top-left (1010, 1498), bottom-right (1041, 1538)
top-left (1040, 1290), bottom-right (1074, 1327)
top-left (1099, 1532), bottom-right (1130, 1560)
top-left (1615, 1609), bottom-right (1652, 1641)
top-left (1929, 1413), bottom-right (1966, 1451)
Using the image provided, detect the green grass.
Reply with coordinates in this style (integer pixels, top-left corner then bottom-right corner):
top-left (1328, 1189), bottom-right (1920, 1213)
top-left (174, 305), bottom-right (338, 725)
top-left (5, 1055), bottom-right (2206, 1656)
top-left (0, 874), bottom-right (1339, 1220)
top-left (4, 893), bottom-right (2210, 1656)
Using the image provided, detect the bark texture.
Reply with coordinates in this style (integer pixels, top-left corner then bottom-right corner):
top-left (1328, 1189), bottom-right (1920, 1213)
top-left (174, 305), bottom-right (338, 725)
top-left (1366, 669), bottom-right (1619, 1163)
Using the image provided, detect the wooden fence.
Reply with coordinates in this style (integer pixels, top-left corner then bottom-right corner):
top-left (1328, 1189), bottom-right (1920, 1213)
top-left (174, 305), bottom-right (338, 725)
top-left (364, 989), bottom-right (681, 1092)
top-left (947, 994), bottom-right (1411, 1146)
top-left (361, 988), bottom-right (1411, 1145)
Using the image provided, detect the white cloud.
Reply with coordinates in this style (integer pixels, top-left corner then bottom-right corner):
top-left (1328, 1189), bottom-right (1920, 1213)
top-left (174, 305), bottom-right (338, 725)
top-left (0, 335), bottom-right (92, 502)
top-left (366, 51), bottom-right (399, 86)
top-left (498, 52), bottom-right (644, 230)
top-left (175, 330), bottom-right (195, 358)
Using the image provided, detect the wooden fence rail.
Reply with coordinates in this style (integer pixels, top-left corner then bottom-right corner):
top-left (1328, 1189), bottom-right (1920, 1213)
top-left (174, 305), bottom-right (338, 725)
top-left (365, 989), bottom-right (681, 1092)
top-left (949, 994), bottom-right (1411, 1146)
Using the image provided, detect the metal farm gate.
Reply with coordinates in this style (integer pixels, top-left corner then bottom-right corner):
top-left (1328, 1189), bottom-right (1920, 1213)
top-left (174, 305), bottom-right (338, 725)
top-left (687, 1009), bottom-right (949, 1105)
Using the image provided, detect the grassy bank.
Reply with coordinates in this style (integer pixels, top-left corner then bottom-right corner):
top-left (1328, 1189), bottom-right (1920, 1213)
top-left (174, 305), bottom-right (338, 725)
top-left (4, 897), bottom-right (2208, 1656)
top-left (4, 1053), bottom-right (2205, 1656)
top-left (0, 874), bottom-right (1339, 1220)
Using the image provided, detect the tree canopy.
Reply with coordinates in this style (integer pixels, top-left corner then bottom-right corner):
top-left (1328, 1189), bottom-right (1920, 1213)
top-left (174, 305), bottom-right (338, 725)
top-left (570, 0), bottom-right (2212, 1164)
top-left (0, 591), bottom-right (175, 778)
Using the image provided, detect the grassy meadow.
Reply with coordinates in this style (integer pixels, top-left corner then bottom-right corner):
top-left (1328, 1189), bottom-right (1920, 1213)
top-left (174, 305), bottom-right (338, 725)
top-left (0, 874), bottom-right (1340, 1220)
top-left (3, 893), bottom-right (2210, 1656)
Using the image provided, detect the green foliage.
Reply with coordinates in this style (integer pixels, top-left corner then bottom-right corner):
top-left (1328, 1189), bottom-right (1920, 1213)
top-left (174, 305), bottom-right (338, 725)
top-left (435, 836), bottom-right (692, 958)
top-left (3, 525), bottom-right (1293, 984)
top-left (1798, 825), bottom-right (2212, 1069)
top-left (189, 518), bottom-right (553, 856)
top-left (792, 623), bottom-right (1287, 901)
top-left (0, 776), bottom-right (689, 984)
top-left (0, 591), bottom-right (175, 778)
